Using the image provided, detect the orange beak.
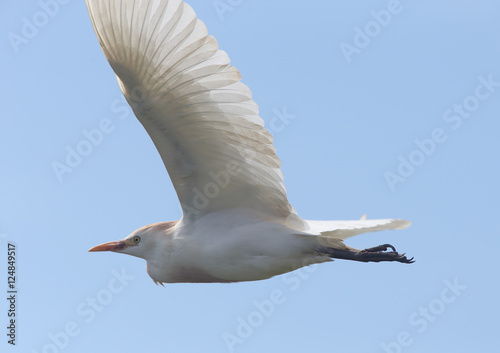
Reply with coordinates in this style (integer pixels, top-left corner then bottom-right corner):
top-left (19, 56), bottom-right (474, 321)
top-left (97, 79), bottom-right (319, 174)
top-left (88, 240), bottom-right (126, 252)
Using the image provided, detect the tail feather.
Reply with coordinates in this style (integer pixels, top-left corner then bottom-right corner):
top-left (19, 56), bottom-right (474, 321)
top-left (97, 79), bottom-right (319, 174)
top-left (305, 218), bottom-right (411, 240)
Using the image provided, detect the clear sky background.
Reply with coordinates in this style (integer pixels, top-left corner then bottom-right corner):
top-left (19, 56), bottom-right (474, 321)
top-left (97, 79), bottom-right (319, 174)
top-left (1, 0), bottom-right (499, 352)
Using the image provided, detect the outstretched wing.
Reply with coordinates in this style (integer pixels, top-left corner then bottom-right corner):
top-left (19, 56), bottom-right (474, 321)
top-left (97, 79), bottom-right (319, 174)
top-left (85, 0), bottom-right (302, 225)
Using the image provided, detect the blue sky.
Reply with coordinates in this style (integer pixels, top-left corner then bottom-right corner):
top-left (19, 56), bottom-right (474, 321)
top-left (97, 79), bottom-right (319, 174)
top-left (1, 0), bottom-right (499, 352)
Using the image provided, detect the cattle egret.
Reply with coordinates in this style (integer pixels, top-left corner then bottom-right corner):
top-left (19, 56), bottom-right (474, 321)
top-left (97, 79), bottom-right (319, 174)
top-left (86, 0), bottom-right (414, 284)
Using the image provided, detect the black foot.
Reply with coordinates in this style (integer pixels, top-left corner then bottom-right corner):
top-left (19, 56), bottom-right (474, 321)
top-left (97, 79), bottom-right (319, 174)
top-left (364, 243), bottom-right (396, 253)
top-left (318, 243), bottom-right (415, 264)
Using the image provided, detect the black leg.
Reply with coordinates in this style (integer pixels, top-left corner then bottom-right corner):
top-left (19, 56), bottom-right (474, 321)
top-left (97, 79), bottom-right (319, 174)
top-left (317, 244), bottom-right (414, 264)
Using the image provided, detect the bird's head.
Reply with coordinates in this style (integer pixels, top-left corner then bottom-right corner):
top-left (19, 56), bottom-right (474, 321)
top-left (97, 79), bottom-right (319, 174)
top-left (88, 221), bottom-right (178, 260)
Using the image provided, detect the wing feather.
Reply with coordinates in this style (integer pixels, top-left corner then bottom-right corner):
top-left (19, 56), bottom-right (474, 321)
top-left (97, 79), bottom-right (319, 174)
top-left (85, 0), bottom-right (302, 225)
top-left (306, 219), bottom-right (411, 240)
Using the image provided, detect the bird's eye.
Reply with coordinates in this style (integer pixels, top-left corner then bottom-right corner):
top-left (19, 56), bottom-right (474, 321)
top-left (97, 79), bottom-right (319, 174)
top-left (133, 236), bottom-right (141, 244)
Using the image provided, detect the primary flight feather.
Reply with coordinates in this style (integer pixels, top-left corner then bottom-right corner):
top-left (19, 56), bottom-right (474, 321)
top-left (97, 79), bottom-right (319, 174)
top-left (87, 0), bottom-right (413, 284)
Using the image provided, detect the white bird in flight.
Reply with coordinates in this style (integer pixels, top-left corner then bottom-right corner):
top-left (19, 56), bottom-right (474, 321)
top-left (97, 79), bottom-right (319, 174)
top-left (87, 0), bottom-right (413, 284)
